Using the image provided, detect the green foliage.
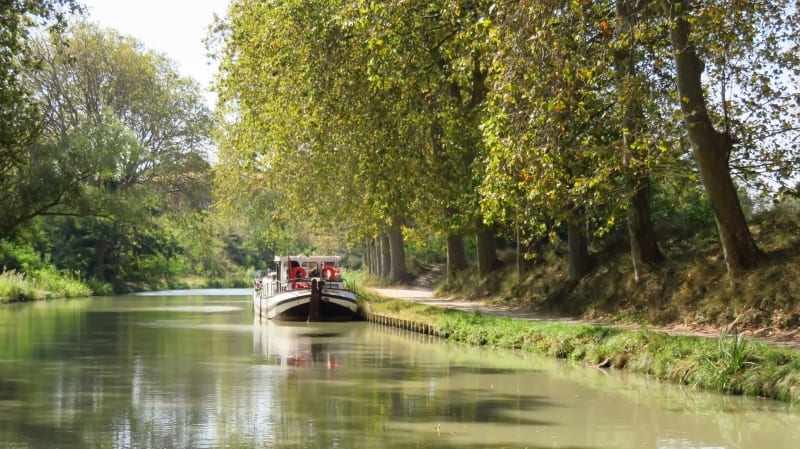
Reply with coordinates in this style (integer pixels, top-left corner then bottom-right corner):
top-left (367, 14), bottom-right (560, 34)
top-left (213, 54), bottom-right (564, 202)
top-left (651, 176), bottom-right (715, 226)
top-left (0, 139), bottom-right (84, 238)
top-left (403, 231), bottom-right (447, 272)
top-left (0, 240), bottom-right (46, 272)
top-left (1, 1), bottom-right (79, 218)
top-left (86, 279), bottom-right (113, 296)
top-left (211, 0), bottom-right (418, 244)
top-left (1, 21), bottom-right (221, 290)
top-left (5, 0), bottom-right (796, 295)
top-left (210, 0), bottom-right (800, 284)
top-left (32, 266), bottom-right (93, 298)
top-left (0, 270), bottom-right (34, 302)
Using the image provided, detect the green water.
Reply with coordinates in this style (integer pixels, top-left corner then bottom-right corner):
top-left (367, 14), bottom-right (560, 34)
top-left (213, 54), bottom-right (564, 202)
top-left (0, 291), bottom-right (797, 448)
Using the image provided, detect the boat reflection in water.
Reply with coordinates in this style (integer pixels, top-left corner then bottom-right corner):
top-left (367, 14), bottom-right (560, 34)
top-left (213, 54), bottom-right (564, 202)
top-left (252, 318), bottom-right (352, 369)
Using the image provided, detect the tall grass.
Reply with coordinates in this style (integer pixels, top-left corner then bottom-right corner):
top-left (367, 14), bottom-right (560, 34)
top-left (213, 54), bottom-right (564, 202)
top-left (0, 270), bottom-right (35, 302)
top-left (0, 268), bottom-right (92, 303)
top-left (696, 326), bottom-right (756, 392)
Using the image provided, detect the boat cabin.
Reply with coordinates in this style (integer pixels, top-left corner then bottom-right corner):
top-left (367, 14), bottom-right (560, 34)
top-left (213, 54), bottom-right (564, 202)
top-left (255, 255), bottom-right (344, 295)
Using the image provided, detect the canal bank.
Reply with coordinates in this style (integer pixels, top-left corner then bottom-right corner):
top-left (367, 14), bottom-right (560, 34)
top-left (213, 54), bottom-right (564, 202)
top-left (362, 287), bottom-right (800, 404)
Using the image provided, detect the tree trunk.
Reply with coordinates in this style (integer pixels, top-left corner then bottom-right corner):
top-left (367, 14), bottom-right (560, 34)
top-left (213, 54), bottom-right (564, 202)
top-left (615, 0), bottom-right (664, 281)
top-left (379, 234), bottom-right (391, 281)
top-left (627, 176), bottom-right (664, 281)
top-left (387, 216), bottom-right (408, 283)
top-left (94, 238), bottom-right (107, 281)
top-left (516, 225), bottom-right (524, 279)
top-left (446, 233), bottom-right (468, 276)
top-left (475, 217), bottom-right (498, 279)
top-left (370, 238), bottom-right (379, 275)
top-left (661, 0), bottom-right (763, 278)
top-left (365, 239), bottom-right (371, 274)
top-left (567, 219), bottom-right (591, 282)
top-left (364, 239), bottom-right (372, 275)
top-left (516, 223), bottom-right (531, 281)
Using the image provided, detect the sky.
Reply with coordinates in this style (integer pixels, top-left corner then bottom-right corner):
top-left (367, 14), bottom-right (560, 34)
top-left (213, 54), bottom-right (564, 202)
top-left (80, 0), bottom-right (231, 107)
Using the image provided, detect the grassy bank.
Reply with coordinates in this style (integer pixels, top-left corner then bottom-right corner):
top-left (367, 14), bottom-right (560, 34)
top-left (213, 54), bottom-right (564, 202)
top-left (359, 210), bottom-right (800, 403)
top-left (0, 268), bottom-right (252, 303)
top-left (364, 296), bottom-right (800, 404)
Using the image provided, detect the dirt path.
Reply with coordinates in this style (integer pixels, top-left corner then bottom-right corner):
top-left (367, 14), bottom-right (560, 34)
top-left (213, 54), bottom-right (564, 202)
top-left (370, 287), bottom-right (800, 350)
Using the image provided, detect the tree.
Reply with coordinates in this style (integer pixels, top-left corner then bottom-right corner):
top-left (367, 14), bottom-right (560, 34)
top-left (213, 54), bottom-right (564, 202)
top-left (2, 22), bottom-right (214, 246)
top-left (0, 0), bottom-right (79, 239)
top-left (613, 0), bottom-right (665, 280)
top-left (658, 0), bottom-right (800, 278)
top-left (482, 1), bottom-right (626, 282)
top-left (357, 0), bottom-right (500, 278)
top-left (16, 22), bottom-right (214, 284)
top-left (212, 0), bottom-right (419, 280)
top-left (29, 23), bottom-right (213, 190)
top-left (210, 0), bottom-right (800, 287)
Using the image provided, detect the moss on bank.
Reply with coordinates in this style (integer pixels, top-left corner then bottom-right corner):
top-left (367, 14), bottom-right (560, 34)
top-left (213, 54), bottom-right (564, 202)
top-left (363, 297), bottom-right (800, 404)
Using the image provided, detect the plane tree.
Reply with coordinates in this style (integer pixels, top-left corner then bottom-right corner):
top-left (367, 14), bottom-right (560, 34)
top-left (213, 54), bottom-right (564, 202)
top-left (482, 0), bottom-right (800, 284)
top-left (211, 0), bottom-right (800, 285)
top-left (212, 0), bottom-right (420, 281)
top-left (356, 0), bottom-right (501, 278)
top-left (482, 1), bottom-right (640, 281)
top-left (657, 0), bottom-right (800, 278)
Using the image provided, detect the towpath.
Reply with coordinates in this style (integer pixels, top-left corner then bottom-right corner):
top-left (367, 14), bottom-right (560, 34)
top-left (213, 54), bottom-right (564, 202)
top-left (370, 286), bottom-right (800, 351)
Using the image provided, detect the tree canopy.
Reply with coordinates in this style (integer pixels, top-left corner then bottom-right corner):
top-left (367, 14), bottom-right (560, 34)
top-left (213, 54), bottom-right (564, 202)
top-left (0, 15), bottom-right (227, 289)
top-left (210, 0), bottom-right (800, 282)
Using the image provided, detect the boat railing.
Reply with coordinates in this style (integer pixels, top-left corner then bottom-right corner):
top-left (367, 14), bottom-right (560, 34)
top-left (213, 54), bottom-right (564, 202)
top-left (285, 277), bottom-right (355, 292)
top-left (254, 277), bottom-right (279, 297)
top-left (257, 276), bottom-right (356, 294)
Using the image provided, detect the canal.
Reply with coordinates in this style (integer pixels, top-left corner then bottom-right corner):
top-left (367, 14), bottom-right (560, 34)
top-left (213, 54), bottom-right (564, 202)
top-left (0, 290), bottom-right (798, 448)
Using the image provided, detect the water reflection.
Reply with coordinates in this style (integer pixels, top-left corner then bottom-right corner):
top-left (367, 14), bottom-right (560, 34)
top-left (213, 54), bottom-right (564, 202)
top-left (253, 321), bottom-right (351, 369)
top-left (0, 292), bottom-right (798, 449)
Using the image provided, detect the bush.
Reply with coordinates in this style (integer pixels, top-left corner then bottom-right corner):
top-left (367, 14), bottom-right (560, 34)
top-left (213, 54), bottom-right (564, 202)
top-left (0, 241), bottom-right (45, 272)
top-left (87, 279), bottom-right (114, 296)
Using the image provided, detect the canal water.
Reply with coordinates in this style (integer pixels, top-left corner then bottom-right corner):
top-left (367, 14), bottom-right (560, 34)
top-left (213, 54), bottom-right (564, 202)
top-left (0, 290), bottom-right (798, 448)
